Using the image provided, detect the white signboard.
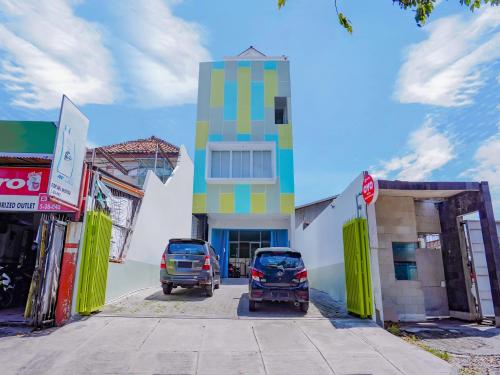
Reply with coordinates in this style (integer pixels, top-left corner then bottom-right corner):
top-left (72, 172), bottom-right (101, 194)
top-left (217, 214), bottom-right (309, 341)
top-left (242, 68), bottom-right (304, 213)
top-left (48, 96), bottom-right (89, 207)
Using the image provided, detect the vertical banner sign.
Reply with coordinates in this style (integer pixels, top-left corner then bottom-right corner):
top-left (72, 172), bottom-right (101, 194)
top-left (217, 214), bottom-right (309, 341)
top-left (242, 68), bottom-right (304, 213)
top-left (49, 96), bottom-right (89, 208)
top-left (362, 172), bottom-right (378, 205)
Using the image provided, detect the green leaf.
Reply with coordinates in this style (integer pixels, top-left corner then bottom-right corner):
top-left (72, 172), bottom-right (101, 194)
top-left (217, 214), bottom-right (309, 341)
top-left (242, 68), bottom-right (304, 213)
top-left (278, 0), bottom-right (286, 9)
top-left (338, 12), bottom-right (353, 34)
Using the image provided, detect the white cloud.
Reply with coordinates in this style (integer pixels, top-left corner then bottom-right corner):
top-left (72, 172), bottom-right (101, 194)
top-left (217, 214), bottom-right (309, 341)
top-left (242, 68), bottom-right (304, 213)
top-left (465, 129), bottom-right (500, 186)
top-left (114, 0), bottom-right (211, 106)
top-left (372, 118), bottom-right (455, 180)
top-left (395, 6), bottom-right (500, 107)
top-left (0, 0), bottom-right (116, 109)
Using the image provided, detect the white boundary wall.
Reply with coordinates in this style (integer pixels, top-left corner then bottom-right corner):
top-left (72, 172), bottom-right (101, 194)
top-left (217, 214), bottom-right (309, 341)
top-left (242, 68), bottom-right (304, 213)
top-left (105, 145), bottom-right (194, 302)
top-left (295, 173), bottom-right (367, 304)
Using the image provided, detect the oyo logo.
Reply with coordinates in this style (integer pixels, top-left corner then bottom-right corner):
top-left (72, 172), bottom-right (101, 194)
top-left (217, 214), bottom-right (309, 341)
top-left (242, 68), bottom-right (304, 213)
top-left (0, 172), bottom-right (42, 192)
top-left (362, 173), bottom-right (378, 205)
top-left (0, 178), bottom-right (26, 190)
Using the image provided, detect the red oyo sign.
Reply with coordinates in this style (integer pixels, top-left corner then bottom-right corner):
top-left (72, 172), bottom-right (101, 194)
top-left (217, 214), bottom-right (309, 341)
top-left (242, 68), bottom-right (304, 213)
top-left (0, 167), bottom-right (49, 196)
top-left (0, 167), bottom-right (74, 212)
top-left (362, 173), bottom-right (377, 205)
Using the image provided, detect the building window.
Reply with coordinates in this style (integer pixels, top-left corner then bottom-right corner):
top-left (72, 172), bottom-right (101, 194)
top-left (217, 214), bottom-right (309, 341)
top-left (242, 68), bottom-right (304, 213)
top-left (392, 242), bottom-right (418, 281)
top-left (275, 97), bottom-right (288, 124)
top-left (211, 151), bottom-right (230, 178)
top-left (206, 142), bottom-right (275, 182)
top-left (232, 151), bottom-right (251, 178)
top-left (252, 151), bottom-right (272, 178)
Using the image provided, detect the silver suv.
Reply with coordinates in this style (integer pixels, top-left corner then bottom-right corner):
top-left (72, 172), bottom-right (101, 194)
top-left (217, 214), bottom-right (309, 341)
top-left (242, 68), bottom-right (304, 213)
top-left (160, 238), bottom-right (221, 297)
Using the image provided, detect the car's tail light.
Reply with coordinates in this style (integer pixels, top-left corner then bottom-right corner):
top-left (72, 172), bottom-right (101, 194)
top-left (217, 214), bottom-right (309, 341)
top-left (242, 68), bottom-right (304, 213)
top-left (295, 269), bottom-right (308, 283)
top-left (160, 253), bottom-right (166, 269)
top-left (251, 268), bottom-right (264, 282)
top-left (202, 255), bottom-right (211, 270)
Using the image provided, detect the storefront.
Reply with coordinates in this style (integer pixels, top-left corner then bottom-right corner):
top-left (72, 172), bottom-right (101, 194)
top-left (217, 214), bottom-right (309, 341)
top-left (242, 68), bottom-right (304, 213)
top-left (0, 166), bottom-right (74, 326)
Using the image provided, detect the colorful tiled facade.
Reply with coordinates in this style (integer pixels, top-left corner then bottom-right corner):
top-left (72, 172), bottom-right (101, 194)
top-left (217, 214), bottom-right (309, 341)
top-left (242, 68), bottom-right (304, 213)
top-left (192, 52), bottom-right (294, 215)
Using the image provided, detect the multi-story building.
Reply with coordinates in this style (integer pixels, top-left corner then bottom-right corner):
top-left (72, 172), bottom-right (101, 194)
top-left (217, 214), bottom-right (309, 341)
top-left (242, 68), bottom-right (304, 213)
top-left (192, 47), bottom-right (295, 278)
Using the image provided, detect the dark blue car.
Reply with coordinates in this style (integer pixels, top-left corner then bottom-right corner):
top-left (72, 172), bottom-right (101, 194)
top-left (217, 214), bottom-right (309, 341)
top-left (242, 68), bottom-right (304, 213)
top-left (248, 247), bottom-right (309, 312)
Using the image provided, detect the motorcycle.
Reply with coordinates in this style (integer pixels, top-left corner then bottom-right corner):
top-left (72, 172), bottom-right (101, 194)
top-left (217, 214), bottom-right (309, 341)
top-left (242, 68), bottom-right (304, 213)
top-left (0, 265), bottom-right (15, 308)
top-left (228, 263), bottom-right (241, 278)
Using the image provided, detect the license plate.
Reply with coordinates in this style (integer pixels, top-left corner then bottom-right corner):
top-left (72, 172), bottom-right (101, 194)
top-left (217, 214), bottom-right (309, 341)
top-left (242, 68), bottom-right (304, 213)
top-left (272, 291), bottom-right (289, 299)
top-left (177, 261), bottom-right (192, 268)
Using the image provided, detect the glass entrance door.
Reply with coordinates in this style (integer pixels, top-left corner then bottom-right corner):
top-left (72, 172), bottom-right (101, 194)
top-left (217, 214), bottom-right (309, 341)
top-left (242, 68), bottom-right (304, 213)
top-left (227, 230), bottom-right (271, 278)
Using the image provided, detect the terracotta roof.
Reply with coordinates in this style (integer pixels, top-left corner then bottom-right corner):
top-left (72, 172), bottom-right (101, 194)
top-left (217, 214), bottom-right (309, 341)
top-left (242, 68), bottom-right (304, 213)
top-left (96, 136), bottom-right (179, 155)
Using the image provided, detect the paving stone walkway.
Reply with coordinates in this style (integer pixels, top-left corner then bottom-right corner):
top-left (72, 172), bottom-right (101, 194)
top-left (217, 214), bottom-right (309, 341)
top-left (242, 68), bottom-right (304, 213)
top-left (0, 281), bottom-right (454, 374)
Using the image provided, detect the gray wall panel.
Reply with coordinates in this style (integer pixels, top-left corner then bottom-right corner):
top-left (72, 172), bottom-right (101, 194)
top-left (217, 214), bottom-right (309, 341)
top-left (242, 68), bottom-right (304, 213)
top-left (251, 61), bottom-right (264, 81)
top-left (197, 63), bottom-right (211, 121)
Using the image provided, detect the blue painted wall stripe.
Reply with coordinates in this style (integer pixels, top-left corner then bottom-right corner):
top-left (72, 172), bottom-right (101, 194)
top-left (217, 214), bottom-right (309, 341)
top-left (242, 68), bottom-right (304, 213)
top-left (224, 81), bottom-right (237, 121)
top-left (212, 61), bottom-right (224, 69)
top-left (234, 185), bottom-right (251, 213)
top-left (237, 134), bottom-right (251, 141)
top-left (238, 61), bottom-right (251, 67)
top-left (193, 150), bottom-right (207, 193)
top-left (251, 81), bottom-right (264, 121)
top-left (208, 134), bottom-right (223, 142)
top-left (264, 61), bottom-right (277, 70)
top-left (279, 149), bottom-right (294, 193)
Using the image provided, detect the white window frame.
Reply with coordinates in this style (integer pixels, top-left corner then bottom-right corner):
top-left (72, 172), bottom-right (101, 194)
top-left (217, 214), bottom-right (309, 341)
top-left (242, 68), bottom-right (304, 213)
top-left (206, 141), bottom-right (276, 184)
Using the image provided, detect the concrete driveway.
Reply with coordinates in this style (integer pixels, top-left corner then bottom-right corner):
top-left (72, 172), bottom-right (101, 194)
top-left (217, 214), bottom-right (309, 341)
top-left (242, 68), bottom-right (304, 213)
top-left (0, 280), bottom-right (454, 374)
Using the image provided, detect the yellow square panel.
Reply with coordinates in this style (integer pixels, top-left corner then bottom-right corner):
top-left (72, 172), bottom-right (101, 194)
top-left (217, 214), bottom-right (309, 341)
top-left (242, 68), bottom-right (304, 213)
top-left (220, 192), bottom-right (234, 213)
top-left (280, 193), bottom-right (295, 214)
top-left (278, 124), bottom-right (293, 149)
top-left (192, 194), bottom-right (206, 213)
top-left (264, 70), bottom-right (277, 107)
top-left (195, 121), bottom-right (208, 150)
top-left (210, 69), bottom-right (224, 107)
top-left (251, 193), bottom-right (266, 214)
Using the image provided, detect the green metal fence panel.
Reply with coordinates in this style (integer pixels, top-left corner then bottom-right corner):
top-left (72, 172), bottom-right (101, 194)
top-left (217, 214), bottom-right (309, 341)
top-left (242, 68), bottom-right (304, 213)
top-left (77, 211), bottom-right (112, 315)
top-left (343, 218), bottom-right (373, 318)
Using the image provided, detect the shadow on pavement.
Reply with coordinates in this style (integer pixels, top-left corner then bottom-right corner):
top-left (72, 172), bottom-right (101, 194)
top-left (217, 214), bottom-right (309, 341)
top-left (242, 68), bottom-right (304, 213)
top-left (237, 289), bottom-right (350, 319)
top-left (237, 292), bottom-right (308, 318)
top-left (221, 278), bottom-right (249, 286)
top-left (145, 286), bottom-right (210, 302)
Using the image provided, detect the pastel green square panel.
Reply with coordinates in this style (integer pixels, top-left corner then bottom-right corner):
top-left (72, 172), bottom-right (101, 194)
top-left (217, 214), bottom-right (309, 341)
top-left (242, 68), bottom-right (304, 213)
top-left (251, 193), bottom-right (266, 214)
top-left (210, 69), bottom-right (224, 107)
top-left (280, 193), bottom-right (294, 214)
top-left (264, 69), bottom-right (277, 108)
top-left (220, 192), bottom-right (234, 214)
top-left (193, 194), bottom-right (207, 214)
top-left (195, 121), bottom-right (208, 150)
top-left (237, 67), bottom-right (251, 134)
top-left (278, 124), bottom-right (293, 149)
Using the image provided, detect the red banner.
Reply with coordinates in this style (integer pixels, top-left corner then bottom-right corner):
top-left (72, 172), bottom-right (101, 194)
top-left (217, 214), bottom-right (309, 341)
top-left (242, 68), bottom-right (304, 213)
top-left (0, 167), bottom-right (74, 212)
top-left (0, 167), bottom-right (50, 196)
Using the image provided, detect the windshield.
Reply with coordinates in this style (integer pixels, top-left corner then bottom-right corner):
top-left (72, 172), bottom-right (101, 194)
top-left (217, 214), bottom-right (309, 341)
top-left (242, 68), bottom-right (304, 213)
top-left (168, 243), bottom-right (205, 255)
top-left (255, 252), bottom-right (303, 269)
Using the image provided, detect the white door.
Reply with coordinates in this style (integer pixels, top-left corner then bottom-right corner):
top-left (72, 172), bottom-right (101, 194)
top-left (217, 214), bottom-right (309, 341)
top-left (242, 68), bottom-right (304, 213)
top-left (466, 220), bottom-right (497, 317)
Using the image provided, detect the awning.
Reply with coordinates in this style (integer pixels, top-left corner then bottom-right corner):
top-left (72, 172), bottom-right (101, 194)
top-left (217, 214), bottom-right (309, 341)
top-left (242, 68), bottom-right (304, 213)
top-left (0, 121), bottom-right (57, 159)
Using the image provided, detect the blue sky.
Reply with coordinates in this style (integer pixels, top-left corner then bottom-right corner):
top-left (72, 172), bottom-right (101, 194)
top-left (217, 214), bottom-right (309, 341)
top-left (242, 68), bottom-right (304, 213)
top-left (0, 0), bottom-right (499, 213)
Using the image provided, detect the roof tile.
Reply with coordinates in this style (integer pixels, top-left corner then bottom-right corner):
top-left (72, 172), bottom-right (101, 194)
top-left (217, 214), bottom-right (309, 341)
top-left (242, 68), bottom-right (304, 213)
top-left (96, 136), bottom-right (179, 155)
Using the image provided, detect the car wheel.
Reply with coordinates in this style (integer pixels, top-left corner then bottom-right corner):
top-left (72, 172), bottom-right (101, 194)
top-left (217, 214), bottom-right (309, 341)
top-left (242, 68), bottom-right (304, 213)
top-left (249, 300), bottom-right (257, 312)
top-left (300, 302), bottom-right (309, 313)
top-left (162, 284), bottom-right (173, 295)
top-left (205, 280), bottom-right (214, 297)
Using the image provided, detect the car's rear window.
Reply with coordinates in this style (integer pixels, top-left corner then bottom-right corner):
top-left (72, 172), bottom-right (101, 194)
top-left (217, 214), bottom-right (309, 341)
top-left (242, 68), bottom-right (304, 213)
top-left (254, 252), bottom-right (303, 269)
top-left (168, 243), bottom-right (205, 255)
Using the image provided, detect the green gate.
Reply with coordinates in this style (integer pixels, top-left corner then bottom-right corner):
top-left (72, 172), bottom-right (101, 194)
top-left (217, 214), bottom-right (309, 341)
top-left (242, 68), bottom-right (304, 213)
top-left (343, 218), bottom-right (373, 318)
top-left (77, 211), bottom-right (112, 315)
